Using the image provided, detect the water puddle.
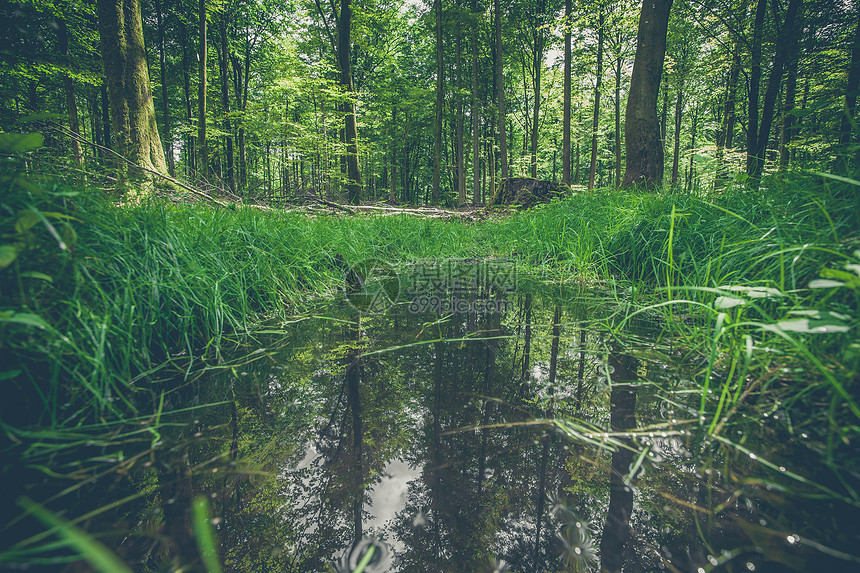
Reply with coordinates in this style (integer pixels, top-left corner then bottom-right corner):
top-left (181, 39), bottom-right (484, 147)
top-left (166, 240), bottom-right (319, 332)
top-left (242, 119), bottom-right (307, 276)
top-left (2, 261), bottom-right (858, 572)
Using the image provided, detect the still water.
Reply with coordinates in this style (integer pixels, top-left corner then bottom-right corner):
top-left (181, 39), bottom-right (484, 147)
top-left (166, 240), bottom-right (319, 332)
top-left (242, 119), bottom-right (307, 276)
top-left (3, 262), bottom-right (858, 572)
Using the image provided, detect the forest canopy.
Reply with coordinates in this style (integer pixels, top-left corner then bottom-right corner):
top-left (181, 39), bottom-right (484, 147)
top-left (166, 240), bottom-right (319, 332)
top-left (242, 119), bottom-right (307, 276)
top-left (0, 0), bottom-right (858, 202)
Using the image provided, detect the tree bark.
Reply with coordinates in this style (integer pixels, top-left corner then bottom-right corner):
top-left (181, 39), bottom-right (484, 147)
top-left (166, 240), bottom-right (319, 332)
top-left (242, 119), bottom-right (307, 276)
top-left (780, 12), bottom-right (801, 170)
top-left (154, 0), bottom-right (175, 177)
top-left (671, 76), bottom-right (684, 185)
top-left (530, 0), bottom-right (546, 179)
top-left (747, 0), bottom-right (802, 187)
top-left (456, 15), bottom-right (466, 205)
top-left (494, 0), bottom-right (509, 185)
top-left (57, 19), bottom-right (83, 167)
top-left (622, 0), bottom-right (674, 188)
top-left (614, 51), bottom-right (622, 187)
top-left (839, 0), bottom-right (860, 150)
top-left (588, 9), bottom-right (604, 190)
top-left (338, 0), bottom-right (362, 204)
top-left (218, 19), bottom-right (235, 193)
top-left (745, 0), bottom-right (766, 180)
top-left (433, 0), bottom-right (444, 204)
top-left (471, 0), bottom-right (481, 202)
top-left (562, 0), bottom-right (572, 184)
top-left (198, 0), bottom-right (208, 181)
top-left (96, 0), bottom-right (168, 185)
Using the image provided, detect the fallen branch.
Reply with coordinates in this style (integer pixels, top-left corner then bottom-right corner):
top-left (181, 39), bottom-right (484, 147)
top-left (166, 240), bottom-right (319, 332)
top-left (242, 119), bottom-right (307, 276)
top-left (50, 124), bottom-right (230, 207)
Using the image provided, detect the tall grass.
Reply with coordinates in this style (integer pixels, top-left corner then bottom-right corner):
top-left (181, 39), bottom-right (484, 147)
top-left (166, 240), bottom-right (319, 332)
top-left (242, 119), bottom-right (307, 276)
top-left (3, 169), bottom-right (858, 442)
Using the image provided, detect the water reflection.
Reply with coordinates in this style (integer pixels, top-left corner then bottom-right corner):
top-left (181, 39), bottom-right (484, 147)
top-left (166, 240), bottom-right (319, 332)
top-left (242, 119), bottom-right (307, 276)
top-left (3, 268), bottom-right (859, 572)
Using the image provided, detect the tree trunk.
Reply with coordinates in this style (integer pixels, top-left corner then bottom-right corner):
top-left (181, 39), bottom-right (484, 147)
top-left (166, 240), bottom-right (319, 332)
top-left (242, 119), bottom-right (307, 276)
top-left (671, 76), bottom-right (684, 186)
top-left (588, 10), bottom-right (604, 190)
top-left (180, 28), bottom-right (194, 174)
top-left (839, 0), bottom-right (860, 150)
top-left (390, 105), bottom-right (397, 202)
top-left (154, 0), bottom-right (175, 177)
top-left (456, 15), bottom-right (466, 205)
top-left (218, 19), bottom-right (235, 193)
top-left (562, 0), bottom-right (572, 184)
top-left (622, 0), bottom-right (674, 188)
top-left (780, 16), bottom-right (801, 170)
top-left (614, 52), bottom-right (622, 187)
top-left (747, 0), bottom-right (802, 188)
top-left (745, 0), bottom-right (766, 179)
top-left (433, 0), bottom-right (444, 204)
top-left (471, 0), bottom-right (481, 203)
top-left (338, 0), bottom-right (362, 204)
top-left (530, 0), bottom-right (546, 179)
top-left (198, 0), bottom-right (208, 181)
top-left (494, 0), bottom-right (509, 184)
top-left (57, 19), bottom-right (83, 167)
top-left (96, 0), bottom-right (168, 185)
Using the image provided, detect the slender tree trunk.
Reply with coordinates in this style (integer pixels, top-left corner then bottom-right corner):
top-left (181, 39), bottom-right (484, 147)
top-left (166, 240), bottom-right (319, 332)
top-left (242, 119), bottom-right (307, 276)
top-left (745, 0), bottom-right (766, 178)
top-left (687, 105), bottom-right (698, 191)
top-left (390, 105), bottom-right (397, 202)
top-left (433, 0), bottom-right (444, 204)
top-left (614, 52), bottom-right (622, 187)
top-left (97, 0), bottom-right (168, 185)
top-left (57, 19), bottom-right (83, 167)
top-left (198, 0), bottom-right (208, 181)
top-left (622, 0), bottom-right (674, 188)
top-left (180, 28), bottom-right (194, 174)
top-left (530, 0), bottom-right (546, 179)
top-left (494, 0), bottom-right (509, 186)
top-left (456, 15), bottom-right (466, 205)
top-left (154, 0), bottom-right (175, 177)
top-left (338, 0), bottom-right (362, 204)
top-left (780, 18), bottom-right (801, 170)
top-left (839, 0), bottom-right (860, 150)
top-left (748, 0), bottom-right (802, 187)
top-left (562, 0), bottom-right (572, 184)
top-left (218, 19), bottom-right (235, 193)
top-left (671, 77), bottom-right (684, 186)
top-left (100, 83), bottom-right (112, 151)
top-left (471, 0), bottom-right (481, 203)
top-left (588, 10), bottom-right (604, 190)
top-left (716, 45), bottom-right (741, 186)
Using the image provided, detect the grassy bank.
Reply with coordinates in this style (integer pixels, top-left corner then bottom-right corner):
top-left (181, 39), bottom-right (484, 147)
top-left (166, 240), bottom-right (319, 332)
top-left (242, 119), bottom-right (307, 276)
top-left (2, 171), bottom-right (858, 441)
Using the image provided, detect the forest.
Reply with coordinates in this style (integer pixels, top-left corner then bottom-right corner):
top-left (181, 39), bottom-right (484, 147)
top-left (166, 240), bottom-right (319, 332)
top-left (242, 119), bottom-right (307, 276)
top-left (1, 0), bottom-right (860, 571)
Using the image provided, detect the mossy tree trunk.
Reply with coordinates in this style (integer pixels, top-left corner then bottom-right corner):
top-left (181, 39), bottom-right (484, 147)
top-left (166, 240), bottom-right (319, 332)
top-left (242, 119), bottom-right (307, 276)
top-left (96, 0), bottom-right (168, 186)
top-left (622, 0), bottom-right (673, 189)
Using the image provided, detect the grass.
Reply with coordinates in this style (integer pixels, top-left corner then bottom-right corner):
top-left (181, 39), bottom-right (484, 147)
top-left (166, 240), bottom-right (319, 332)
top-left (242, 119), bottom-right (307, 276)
top-left (2, 160), bottom-right (860, 571)
top-left (3, 169), bottom-right (858, 433)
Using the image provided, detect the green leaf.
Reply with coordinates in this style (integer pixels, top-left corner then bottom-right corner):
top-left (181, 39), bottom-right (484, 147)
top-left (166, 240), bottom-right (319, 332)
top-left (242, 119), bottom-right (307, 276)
top-left (0, 369), bottom-right (21, 381)
top-left (21, 271), bottom-right (52, 282)
top-left (0, 244), bottom-right (19, 269)
top-left (714, 296), bottom-right (746, 309)
top-left (775, 311), bottom-right (852, 334)
top-left (15, 211), bottom-right (41, 233)
top-left (0, 132), bottom-right (44, 153)
top-left (17, 498), bottom-right (133, 573)
top-left (809, 279), bottom-right (844, 289)
top-left (0, 311), bottom-right (48, 328)
top-left (192, 496), bottom-right (223, 573)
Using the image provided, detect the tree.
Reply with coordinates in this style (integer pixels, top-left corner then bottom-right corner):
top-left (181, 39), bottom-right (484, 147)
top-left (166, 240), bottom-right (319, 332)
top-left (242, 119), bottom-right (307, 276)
top-left (588, 8), bottom-right (604, 190)
top-left (338, 0), bottom-right (362, 204)
top-left (622, 0), bottom-right (674, 188)
top-left (198, 0), bottom-right (209, 180)
top-left (562, 0), bottom-right (572, 184)
top-left (746, 0), bottom-right (802, 188)
top-left (96, 0), bottom-right (168, 184)
top-left (433, 0), bottom-right (443, 204)
top-left (494, 0), bottom-right (509, 185)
